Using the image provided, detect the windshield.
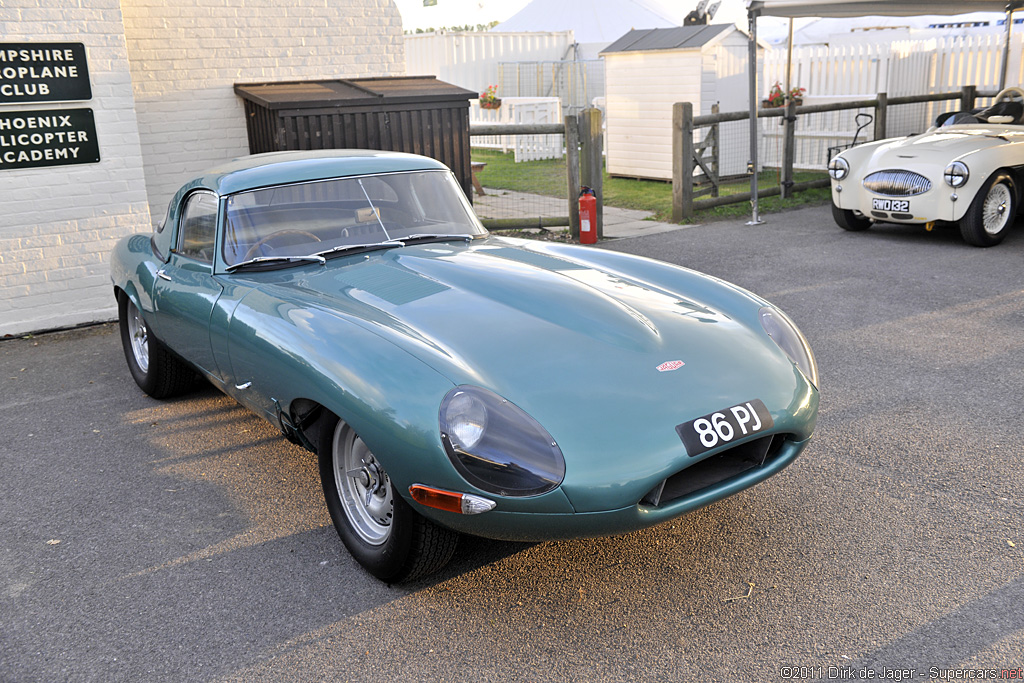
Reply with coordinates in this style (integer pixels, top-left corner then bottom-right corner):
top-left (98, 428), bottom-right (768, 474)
top-left (222, 170), bottom-right (486, 267)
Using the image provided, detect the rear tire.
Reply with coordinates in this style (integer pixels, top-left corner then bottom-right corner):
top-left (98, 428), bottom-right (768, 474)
top-left (117, 291), bottom-right (196, 398)
top-left (959, 172), bottom-right (1016, 247)
top-left (831, 202), bottom-right (872, 231)
top-left (318, 412), bottom-right (458, 583)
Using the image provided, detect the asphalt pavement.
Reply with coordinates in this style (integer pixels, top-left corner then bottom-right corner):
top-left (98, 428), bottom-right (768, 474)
top-left (2, 205), bottom-right (1023, 682)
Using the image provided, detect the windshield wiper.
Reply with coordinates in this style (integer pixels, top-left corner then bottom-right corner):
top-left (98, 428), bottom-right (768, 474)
top-left (225, 254), bottom-right (325, 272)
top-left (399, 234), bottom-right (474, 245)
top-left (315, 241), bottom-right (405, 259)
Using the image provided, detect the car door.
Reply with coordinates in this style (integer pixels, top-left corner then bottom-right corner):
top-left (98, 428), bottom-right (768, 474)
top-left (151, 190), bottom-right (225, 381)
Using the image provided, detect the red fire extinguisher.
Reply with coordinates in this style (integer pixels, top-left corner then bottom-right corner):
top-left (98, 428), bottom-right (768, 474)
top-left (578, 186), bottom-right (597, 244)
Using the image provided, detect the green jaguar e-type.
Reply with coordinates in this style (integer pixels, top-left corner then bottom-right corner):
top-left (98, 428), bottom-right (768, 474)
top-left (111, 150), bottom-right (819, 582)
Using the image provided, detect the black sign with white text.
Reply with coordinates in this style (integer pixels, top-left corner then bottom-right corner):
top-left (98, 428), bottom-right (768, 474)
top-left (0, 43), bottom-right (91, 103)
top-left (0, 108), bottom-right (100, 170)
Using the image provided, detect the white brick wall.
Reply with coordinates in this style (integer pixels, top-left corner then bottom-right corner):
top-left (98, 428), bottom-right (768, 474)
top-left (0, 0), bottom-right (405, 337)
top-left (121, 0), bottom-right (406, 227)
top-left (0, 0), bottom-right (152, 337)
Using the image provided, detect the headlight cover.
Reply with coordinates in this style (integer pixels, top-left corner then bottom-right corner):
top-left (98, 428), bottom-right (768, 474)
top-left (760, 307), bottom-right (819, 389)
top-left (943, 161), bottom-right (969, 188)
top-left (439, 386), bottom-right (565, 497)
top-left (828, 156), bottom-right (850, 181)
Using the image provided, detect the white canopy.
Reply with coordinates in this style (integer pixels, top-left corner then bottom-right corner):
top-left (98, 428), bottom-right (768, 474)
top-left (741, 0), bottom-right (1023, 224)
top-left (746, 0), bottom-right (1023, 18)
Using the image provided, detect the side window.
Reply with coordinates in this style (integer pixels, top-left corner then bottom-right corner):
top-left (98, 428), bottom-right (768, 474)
top-left (177, 192), bottom-right (218, 263)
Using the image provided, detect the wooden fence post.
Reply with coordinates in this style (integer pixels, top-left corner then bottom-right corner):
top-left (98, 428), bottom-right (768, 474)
top-left (672, 102), bottom-right (695, 222)
top-left (781, 98), bottom-right (796, 199)
top-left (960, 85), bottom-right (977, 112)
top-left (579, 108), bottom-right (604, 238)
top-left (874, 92), bottom-right (888, 140)
top-left (565, 114), bottom-right (581, 239)
top-left (710, 103), bottom-right (720, 198)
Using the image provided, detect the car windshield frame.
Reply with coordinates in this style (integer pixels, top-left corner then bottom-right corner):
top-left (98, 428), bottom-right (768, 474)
top-left (218, 169), bottom-right (487, 273)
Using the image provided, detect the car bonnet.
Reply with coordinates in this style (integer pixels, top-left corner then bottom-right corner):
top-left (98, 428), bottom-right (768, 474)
top-left (249, 238), bottom-right (817, 508)
top-left (861, 127), bottom-right (1018, 170)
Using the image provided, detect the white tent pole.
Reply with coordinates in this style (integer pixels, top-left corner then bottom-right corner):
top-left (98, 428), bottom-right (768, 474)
top-left (785, 17), bottom-right (794, 95)
top-left (1000, 6), bottom-right (1014, 90)
top-left (748, 9), bottom-right (763, 225)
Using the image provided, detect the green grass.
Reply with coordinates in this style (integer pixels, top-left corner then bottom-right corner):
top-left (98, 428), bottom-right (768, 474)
top-left (472, 148), bottom-right (831, 224)
top-left (473, 148), bottom-right (567, 198)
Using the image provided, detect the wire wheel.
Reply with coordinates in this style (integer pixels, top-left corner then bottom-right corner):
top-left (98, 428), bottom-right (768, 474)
top-left (981, 181), bottom-right (1012, 237)
top-left (960, 173), bottom-right (1016, 247)
top-left (125, 299), bottom-right (150, 373)
top-left (332, 421), bottom-right (394, 545)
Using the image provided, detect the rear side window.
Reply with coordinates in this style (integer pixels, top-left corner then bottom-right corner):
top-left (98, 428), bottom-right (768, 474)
top-left (177, 192), bottom-right (218, 263)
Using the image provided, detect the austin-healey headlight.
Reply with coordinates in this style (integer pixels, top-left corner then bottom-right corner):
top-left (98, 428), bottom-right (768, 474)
top-left (760, 307), bottom-right (819, 389)
top-left (828, 156), bottom-right (850, 181)
top-left (943, 161), bottom-right (969, 188)
top-left (440, 386), bottom-right (565, 497)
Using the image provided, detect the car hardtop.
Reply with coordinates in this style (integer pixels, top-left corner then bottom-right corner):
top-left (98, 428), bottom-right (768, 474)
top-left (152, 150), bottom-right (459, 265)
top-left (191, 149), bottom-right (451, 197)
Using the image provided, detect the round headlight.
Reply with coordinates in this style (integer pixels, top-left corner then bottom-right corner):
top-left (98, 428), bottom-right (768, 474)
top-left (828, 156), bottom-right (850, 181)
top-left (944, 161), bottom-right (969, 188)
top-left (760, 307), bottom-right (819, 389)
top-left (443, 391), bottom-right (487, 450)
top-left (440, 386), bottom-right (565, 497)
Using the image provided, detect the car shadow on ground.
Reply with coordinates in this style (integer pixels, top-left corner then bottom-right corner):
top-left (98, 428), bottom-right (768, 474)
top-left (844, 214), bottom-right (1024, 247)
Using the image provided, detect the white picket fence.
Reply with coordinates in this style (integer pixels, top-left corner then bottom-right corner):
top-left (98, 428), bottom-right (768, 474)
top-left (760, 32), bottom-right (1024, 170)
top-left (404, 31), bottom-right (574, 94)
top-left (765, 32), bottom-right (1023, 98)
top-left (470, 96), bottom-right (564, 162)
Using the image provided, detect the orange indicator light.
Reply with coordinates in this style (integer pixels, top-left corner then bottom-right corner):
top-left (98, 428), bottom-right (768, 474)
top-left (409, 484), bottom-right (496, 515)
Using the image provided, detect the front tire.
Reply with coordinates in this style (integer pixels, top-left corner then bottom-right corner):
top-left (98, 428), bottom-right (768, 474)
top-left (117, 291), bottom-right (195, 398)
top-left (318, 413), bottom-right (458, 582)
top-left (959, 172), bottom-right (1016, 247)
top-left (831, 202), bottom-right (872, 231)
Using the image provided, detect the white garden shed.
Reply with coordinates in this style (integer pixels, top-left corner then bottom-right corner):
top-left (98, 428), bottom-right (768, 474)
top-left (601, 24), bottom-right (765, 180)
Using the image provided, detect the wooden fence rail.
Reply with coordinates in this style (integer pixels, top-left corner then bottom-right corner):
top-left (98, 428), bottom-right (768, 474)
top-left (673, 87), bottom-right (996, 221)
top-left (468, 109), bottom-right (604, 236)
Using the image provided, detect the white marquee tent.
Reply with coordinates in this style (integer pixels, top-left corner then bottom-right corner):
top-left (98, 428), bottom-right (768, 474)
top-left (493, 0), bottom-right (691, 57)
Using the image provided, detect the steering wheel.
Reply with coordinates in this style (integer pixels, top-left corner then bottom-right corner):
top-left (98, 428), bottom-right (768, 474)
top-left (993, 86), bottom-right (1024, 103)
top-left (243, 230), bottom-right (320, 262)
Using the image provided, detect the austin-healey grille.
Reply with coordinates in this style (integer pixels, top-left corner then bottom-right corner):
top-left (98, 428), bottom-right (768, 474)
top-left (862, 170), bottom-right (932, 197)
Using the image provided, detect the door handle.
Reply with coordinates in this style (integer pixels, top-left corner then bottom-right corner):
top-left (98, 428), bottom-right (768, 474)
top-left (156, 269), bottom-right (172, 282)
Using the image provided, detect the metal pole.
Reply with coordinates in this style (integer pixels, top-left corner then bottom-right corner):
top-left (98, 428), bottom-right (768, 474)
top-left (747, 9), bottom-right (763, 225)
top-left (566, 114), bottom-right (581, 239)
top-left (1000, 7), bottom-right (1015, 90)
top-left (781, 98), bottom-right (795, 199)
top-left (785, 18), bottom-right (794, 96)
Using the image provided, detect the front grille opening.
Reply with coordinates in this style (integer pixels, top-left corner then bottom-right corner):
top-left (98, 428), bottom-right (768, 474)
top-left (863, 169), bottom-right (932, 196)
top-left (641, 434), bottom-right (789, 508)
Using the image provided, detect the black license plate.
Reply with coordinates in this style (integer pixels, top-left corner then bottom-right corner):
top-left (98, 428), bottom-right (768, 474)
top-left (872, 198), bottom-right (910, 212)
top-left (676, 399), bottom-right (774, 458)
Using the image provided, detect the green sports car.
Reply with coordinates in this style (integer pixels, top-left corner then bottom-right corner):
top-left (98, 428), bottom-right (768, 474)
top-left (111, 150), bottom-right (819, 582)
